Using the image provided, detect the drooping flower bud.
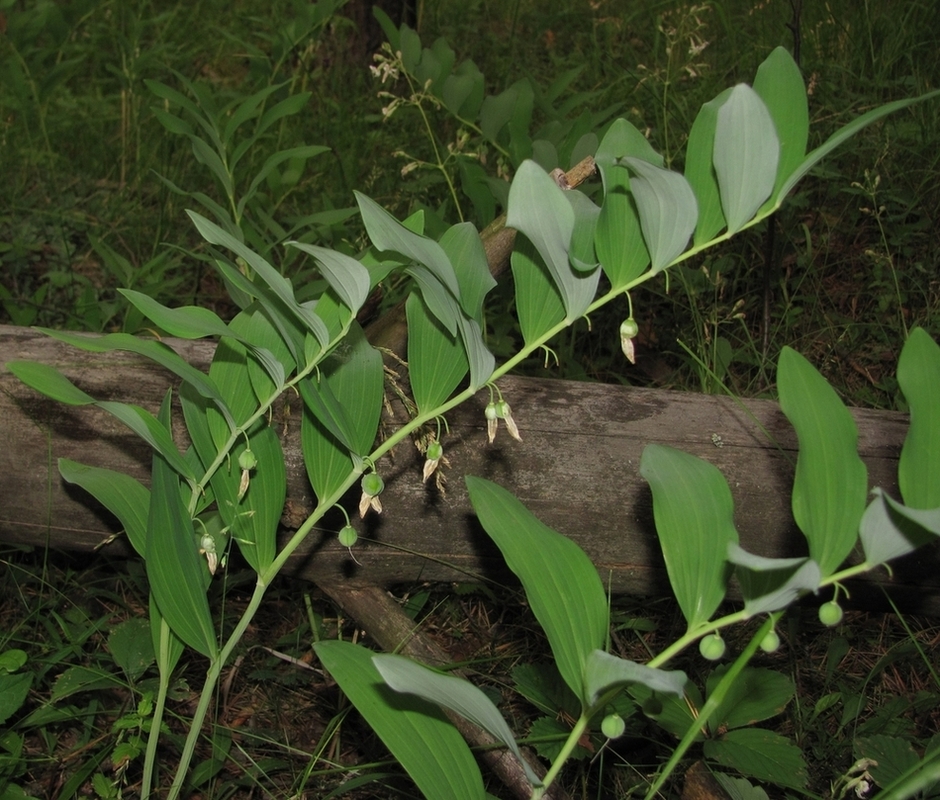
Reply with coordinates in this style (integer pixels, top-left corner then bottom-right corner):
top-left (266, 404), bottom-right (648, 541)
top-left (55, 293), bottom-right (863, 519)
top-left (485, 402), bottom-right (499, 443)
top-left (620, 318), bottom-right (639, 364)
top-left (496, 400), bottom-right (522, 442)
top-left (423, 440), bottom-right (444, 483)
top-left (359, 472), bottom-right (385, 518)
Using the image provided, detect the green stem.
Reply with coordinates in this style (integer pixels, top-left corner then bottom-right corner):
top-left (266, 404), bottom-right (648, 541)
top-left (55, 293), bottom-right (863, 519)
top-left (165, 575), bottom-right (269, 800)
top-left (531, 713), bottom-right (592, 799)
top-left (644, 613), bottom-right (781, 800)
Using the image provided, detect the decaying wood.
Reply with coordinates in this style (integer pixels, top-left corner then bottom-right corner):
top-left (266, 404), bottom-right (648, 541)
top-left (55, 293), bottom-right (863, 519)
top-left (2, 324), bottom-right (937, 614)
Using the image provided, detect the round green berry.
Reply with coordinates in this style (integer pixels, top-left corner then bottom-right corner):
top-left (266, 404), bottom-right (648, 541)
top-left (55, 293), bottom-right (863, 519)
top-left (484, 402), bottom-right (498, 420)
top-left (427, 441), bottom-right (443, 461)
top-left (699, 633), bottom-right (726, 661)
top-left (601, 713), bottom-right (626, 739)
top-left (759, 629), bottom-right (781, 653)
top-left (619, 318), bottom-right (639, 339)
top-left (818, 601), bottom-right (844, 627)
top-left (238, 448), bottom-right (258, 471)
top-left (337, 525), bottom-right (358, 548)
top-left (361, 472), bottom-right (385, 497)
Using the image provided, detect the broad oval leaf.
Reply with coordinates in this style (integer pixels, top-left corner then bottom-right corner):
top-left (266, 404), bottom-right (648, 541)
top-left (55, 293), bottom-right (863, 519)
top-left (619, 157), bottom-right (697, 273)
top-left (466, 477), bottom-right (607, 705)
top-left (146, 393), bottom-right (217, 659)
top-left (566, 190), bottom-right (601, 272)
top-left (706, 665), bottom-right (795, 731)
top-left (714, 84), bottom-right (779, 233)
top-left (118, 290), bottom-right (234, 339)
top-left (727, 544), bottom-right (820, 616)
top-left (439, 221), bottom-right (496, 325)
top-left (510, 234), bottom-right (566, 346)
top-left (287, 242), bottom-right (370, 315)
top-left (897, 327), bottom-right (940, 509)
top-left (778, 347), bottom-right (868, 577)
top-left (704, 729), bottom-right (808, 791)
top-left (356, 191), bottom-right (461, 301)
top-left (315, 641), bottom-right (485, 800)
top-left (58, 460), bottom-right (150, 557)
top-left (685, 88), bottom-right (732, 245)
top-left (639, 444), bottom-right (737, 630)
top-left (374, 654), bottom-right (541, 788)
top-left (8, 361), bottom-right (95, 406)
top-left (752, 47), bottom-right (808, 204)
top-left (507, 160), bottom-right (596, 320)
top-left (583, 650), bottom-right (686, 707)
top-left (859, 489), bottom-right (940, 567)
top-left (407, 291), bottom-right (468, 414)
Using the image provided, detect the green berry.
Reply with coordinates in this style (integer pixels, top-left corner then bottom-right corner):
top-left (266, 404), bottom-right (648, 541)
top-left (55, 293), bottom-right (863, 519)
top-left (601, 713), bottom-right (626, 739)
top-left (361, 472), bottom-right (385, 497)
top-left (484, 402), bottom-right (498, 420)
top-left (699, 633), bottom-right (726, 661)
top-left (337, 525), bottom-right (358, 548)
top-left (759, 629), bottom-right (781, 653)
top-left (427, 441), bottom-right (443, 461)
top-left (818, 601), bottom-right (844, 627)
top-left (619, 318), bottom-right (639, 339)
top-left (496, 400), bottom-right (511, 419)
top-left (238, 448), bottom-right (258, 471)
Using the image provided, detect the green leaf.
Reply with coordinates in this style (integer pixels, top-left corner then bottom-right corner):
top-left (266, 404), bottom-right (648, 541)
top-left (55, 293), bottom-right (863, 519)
top-left (301, 403), bottom-right (356, 505)
top-left (108, 618), bottom-right (155, 682)
top-left (566, 190), bottom-right (601, 272)
top-left (150, 594), bottom-right (185, 682)
top-left (98, 400), bottom-right (196, 482)
top-left (713, 84), bottom-right (779, 234)
top-left (706, 666), bottom-right (794, 731)
top-left (299, 322), bottom-right (383, 457)
top-left (438, 222), bottom-right (496, 325)
top-left (752, 47), bottom-right (808, 203)
top-left (8, 361), bottom-right (95, 405)
top-left (897, 327), bottom-right (940, 509)
top-left (58, 460), bottom-right (150, 557)
top-left (727, 545), bottom-right (820, 616)
top-left (39, 329), bottom-right (236, 430)
top-left (407, 292), bottom-right (468, 414)
top-left (583, 650), bottom-right (686, 707)
top-left (314, 641), bottom-right (485, 800)
top-left (0, 671), bottom-right (32, 726)
top-left (211, 423), bottom-right (284, 572)
top-left (356, 192), bottom-right (461, 301)
top-left (373, 654), bottom-right (542, 788)
top-left (594, 118), bottom-right (663, 190)
top-left (685, 88), bottom-right (732, 245)
top-left (118, 290), bottom-right (233, 339)
top-left (507, 160), bottom-right (596, 320)
top-left (287, 242), bottom-right (370, 315)
top-left (858, 489), bottom-right (940, 567)
top-left (188, 211), bottom-right (329, 349)
top-left (594, 168), bottom-right (650, 289)
top-left (619, 158), bottom-right (697, 273)
top-left (146, 393), bottom-right (217, 659)
top-left (466, 477), bottom-right (607, 705)
top-left (778, 347), bottom-right (868, 577)
top-left (405, 264), bottom-right (460, 336)
top-left (777, 89), bottom-right (940, 203)
top-left (640, 444), bottom-right (737, 630)
top-left (704, 729), bottom-right (808, 790)
top-left (510, 235), bottom-right (566, 346)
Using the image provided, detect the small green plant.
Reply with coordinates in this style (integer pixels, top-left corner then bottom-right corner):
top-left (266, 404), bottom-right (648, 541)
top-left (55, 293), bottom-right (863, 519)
top-left (9, 45), bottom-right (940, 797)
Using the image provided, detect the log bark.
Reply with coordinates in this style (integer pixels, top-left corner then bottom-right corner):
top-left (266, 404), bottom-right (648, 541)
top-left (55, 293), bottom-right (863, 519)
top-left (2, 324), bottom-right (937, 614)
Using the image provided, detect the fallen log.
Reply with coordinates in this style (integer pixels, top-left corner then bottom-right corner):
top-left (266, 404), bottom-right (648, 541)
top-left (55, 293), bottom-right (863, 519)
top-left (2, 323), bottom-right (935, 614)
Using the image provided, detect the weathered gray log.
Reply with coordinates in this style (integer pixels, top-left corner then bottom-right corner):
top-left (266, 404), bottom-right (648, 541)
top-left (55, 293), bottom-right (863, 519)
top-left (2, 324), bottom-right (936, 613)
